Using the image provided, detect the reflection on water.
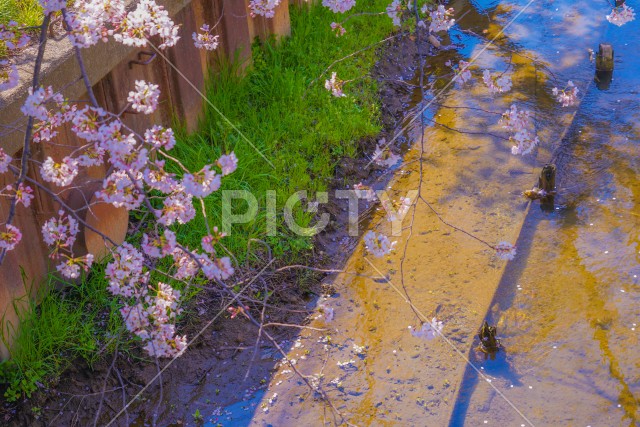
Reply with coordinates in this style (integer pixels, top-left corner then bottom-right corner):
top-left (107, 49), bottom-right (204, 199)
top-left (453, 0), bottom-right (640, 425)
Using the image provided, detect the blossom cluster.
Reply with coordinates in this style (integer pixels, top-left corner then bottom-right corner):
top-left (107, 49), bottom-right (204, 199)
top-left (0, 60), bottom-right (19, 92)
top-left (193, 24), bottom-right (220, 51)
top-left (446, 60), bottom-right (472, 84)
top-left (322, 0), bottom-right (356, 14)
top-left (386, 0), bottom-right (404, 27)
top-left (552, 80), bottom-right (579, 107)
top-left (409, 317), bottom-right (443, 340)
top-left (128, 80), bottom-right (160, 114)
top-left (494, 241), bottom-right (517, 261)
top-left (500, 104), bottom-right (539, 156)
top-left (248, 0), bottom-right (282, 18)
top-left (606, 4), bottom-right (636, 27)
top-left (429, 5), bottom-right (455, 33)
top-left (482, 70), bottom-right (512, 94)
top-left (324, 72), bottom-right (346, 97)
top-left (63, 0), bottom-right (180, 49)
top-left (105, 229), bottom-right (234, 357)
top-left (41, 210), bottom-right (94, 279)
top-left (0, 183), bottom-right (34, 208)
top-left (330, 22), bottom-right (347, 37)
top-left (363, 230), bottom-right (396, 257)
top-left (106, 243), bottom-right (189, 357)
top-left (0, 224), bottom-right (22, 251)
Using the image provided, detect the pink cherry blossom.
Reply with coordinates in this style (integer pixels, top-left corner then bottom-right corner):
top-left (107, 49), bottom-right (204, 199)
top-left (494, 241), bottom-right (517, 260)
top-left (141, 229), bottom-right (177, 258)
top-left (429, 5), bottom-right (455, 32)
top-left (217, 153), bottom-right (238, 176)
top-left (552, 80), bottom-right (579, 107)
top-left (72, 106), bottom-right (107, 142)
top-left (0, 148), bottom-right (11, 173)
top-left (409, 317), bottom-right (443, 340)
top-left (144, 125), bottom-right (176, 150)
top-left (40, 156), bottom-right (79, 187)
top-left (386, 0), bottom-right (403, 27)
top-left (201, 228), bottom-right (226, 254)
top-left (2, 183), bottom-right (34, 208)
top-left (21, 86), bottom-right (63, 121)
top-left (157, 189), bottom-right (196, 225)
top-left (482, 70), bottom-right (512, 94)
top-left (76, 144), bottom-right (106, 167)
top-left (322, 0), bottom-right (356, 14)
top-left (606, 4), bottom-right (636, 27)
top-left (0, 21), bottom-right (30, 51)
top-left (501, 104), bottom-right (539, 156)
top-left (193, 24), bottom-right (219, 50)
top-left (330, 22), bottom-right (346, 36)
top-left (143, 160), bottom-right (178, 193)
top-left (105, 242), bottom-right (145, 291)
top-left (56, 254), bottom-right (94, 279)
top-left (0, 61), bottom-right (19, 91)
top-left (96, 170), bottom-right (145, 210)
top-left (363, 231), bottom-right (396, 257)
top-left (128, 80), bottom-right (160, 114)
top-left (0, 224), bottom-right (22, 251)
top-left (249, 0), bottom-right (282, 18)
top-left (182, 165), bottom-right (221, 198)
top-left (42, 210), bottom-right (80, 252)
top-left (108, 0), bottom-right (180, 49)
top-left (172, 248), bottom-right (200, 279)
top-left (325, 72), bottom-right (346, 97)
top-left (39, 0), bottom-right (66, 14)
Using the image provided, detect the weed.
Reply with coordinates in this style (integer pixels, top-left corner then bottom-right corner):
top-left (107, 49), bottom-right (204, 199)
top-left (192, 408), bottom-right (203, 423)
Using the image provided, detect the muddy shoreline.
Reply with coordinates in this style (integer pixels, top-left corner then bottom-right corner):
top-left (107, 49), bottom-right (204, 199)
top-left (2, 28), bottom-right (436, 427)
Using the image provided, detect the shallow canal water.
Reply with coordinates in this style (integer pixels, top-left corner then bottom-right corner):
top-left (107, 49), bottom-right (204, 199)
top-left (220, 1), bottom-right (639, 425)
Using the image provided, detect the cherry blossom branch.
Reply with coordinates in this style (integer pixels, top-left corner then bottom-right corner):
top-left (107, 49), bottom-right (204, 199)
top-left (62, 9), bottom-right (99, 108)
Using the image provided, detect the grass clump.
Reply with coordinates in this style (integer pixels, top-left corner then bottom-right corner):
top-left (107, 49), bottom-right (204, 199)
top-left (0, 270), bottom-right (123, 401)
top-left (0, 0), bottom-right (44, 27)
top-left (174, 1), bottom-right (393, 259)
top-left (0, 0), bottom-right (393, 402)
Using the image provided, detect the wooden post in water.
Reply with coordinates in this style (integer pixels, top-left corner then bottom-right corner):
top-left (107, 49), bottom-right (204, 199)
top-left (539, 164), bottom-right (556, 212)
top-left (595, 43), bottom-right (614, 90)
top-left (596, 43), bottom-right (614, 72)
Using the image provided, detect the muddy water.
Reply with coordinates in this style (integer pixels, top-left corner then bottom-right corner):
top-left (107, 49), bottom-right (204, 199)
top-left (240, 1), bottom-right (638, 426)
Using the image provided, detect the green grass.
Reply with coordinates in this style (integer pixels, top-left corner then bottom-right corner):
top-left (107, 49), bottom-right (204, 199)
top-left (172, 1), bottom-right (393, 259)
top-left (0, 1), bottom-right (394, 402)
top-left (0, 268), bottom-right (124, 402)
top-left (0, 0), bottom-right (44, 27)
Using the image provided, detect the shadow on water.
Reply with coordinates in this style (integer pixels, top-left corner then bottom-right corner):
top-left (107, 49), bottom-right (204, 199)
top-left (448, 209), bottom-right (539, 427)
